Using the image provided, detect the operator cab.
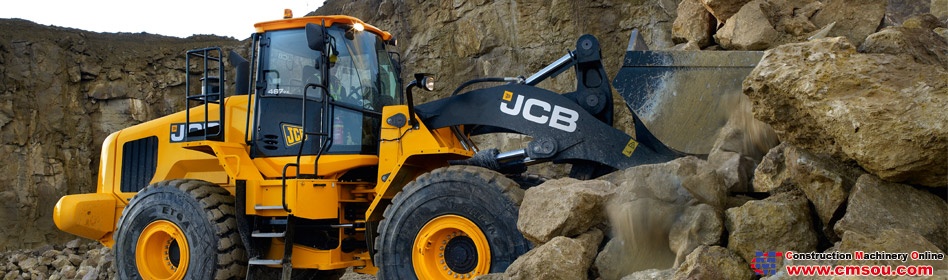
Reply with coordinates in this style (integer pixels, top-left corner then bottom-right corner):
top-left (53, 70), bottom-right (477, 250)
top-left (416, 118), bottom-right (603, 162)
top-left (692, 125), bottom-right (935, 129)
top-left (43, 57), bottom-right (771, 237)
top-left (250, 16), bottom-right (401, 158)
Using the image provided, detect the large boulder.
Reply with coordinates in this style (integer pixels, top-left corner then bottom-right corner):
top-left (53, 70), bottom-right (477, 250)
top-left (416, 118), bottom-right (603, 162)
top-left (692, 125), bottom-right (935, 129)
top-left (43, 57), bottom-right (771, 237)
top-left (673, 0), bottom-right (714, 48)
top-left (517, 178), bottom-right (614, 244)
top-left (714, 0), bottom-right (778, 50)
top-left (883, 0), bottom-right (933, 27)
top-left (673, 245), bottom-right (754, 280)
top-left (834, 174), bottom-right (948, 251)
top-left (861, 14), bottom-right (948, 68)
top-left (744, 36), bottom-right (948, 187)
top-left (810, 0), bottom-right (887, 46)
top-left (725, 191), bottom-right (818, 267)
top-left (668, 204), bottom-right (724, 266)
top-left (752, 143), bottom-right (864, 240)
top-left (837, 229), bottom-right (947, 270)
top-left (699, 0), bottom-right (754, 23)
top-left (935, 0), bottom-right (948, 21)
top-left (505, 229), bottom-right (603, 280)
top-left (598, 156), bottom-right (731, 278)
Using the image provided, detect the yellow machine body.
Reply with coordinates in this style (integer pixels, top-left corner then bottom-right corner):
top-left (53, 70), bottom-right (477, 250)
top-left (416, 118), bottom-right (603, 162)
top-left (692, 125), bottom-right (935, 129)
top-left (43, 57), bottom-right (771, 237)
top-left (54, 14), bottom-right (474, 274)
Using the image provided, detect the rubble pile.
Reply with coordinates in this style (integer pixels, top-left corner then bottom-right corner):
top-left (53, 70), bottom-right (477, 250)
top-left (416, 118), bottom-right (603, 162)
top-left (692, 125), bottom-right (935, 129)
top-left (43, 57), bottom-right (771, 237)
top-left (481, 0), bottom-right (948, 278)
top-left (0, 239), bottom-right (113, 280)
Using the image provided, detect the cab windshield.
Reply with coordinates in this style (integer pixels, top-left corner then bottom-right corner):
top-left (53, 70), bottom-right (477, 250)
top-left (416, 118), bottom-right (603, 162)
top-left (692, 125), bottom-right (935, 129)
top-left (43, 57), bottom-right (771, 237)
top-left (258, 27), bottom-right (401, 108)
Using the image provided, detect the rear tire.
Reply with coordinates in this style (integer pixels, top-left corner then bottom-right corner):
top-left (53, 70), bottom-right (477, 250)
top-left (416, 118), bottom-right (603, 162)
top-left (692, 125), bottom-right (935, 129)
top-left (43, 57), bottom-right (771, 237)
top-left (374, 166), bottom-right (530, 279)
top-left (114, 179), bottom-right (246, 280)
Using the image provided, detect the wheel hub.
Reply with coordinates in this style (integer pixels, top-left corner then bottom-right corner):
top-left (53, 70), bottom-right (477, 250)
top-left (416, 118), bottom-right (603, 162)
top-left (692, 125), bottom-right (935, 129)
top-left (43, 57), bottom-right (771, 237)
top-left (136, 220), bottom-right (189, 280)
top-left (444, 235), bottom-right (477, 273)
top-left (413, 215), bottom-right (491, 279)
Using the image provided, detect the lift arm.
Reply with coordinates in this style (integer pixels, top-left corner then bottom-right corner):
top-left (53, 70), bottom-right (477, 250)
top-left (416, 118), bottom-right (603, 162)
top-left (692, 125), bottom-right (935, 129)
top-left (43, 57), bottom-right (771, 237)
top-left (415, 35), bottom-right (683, 179)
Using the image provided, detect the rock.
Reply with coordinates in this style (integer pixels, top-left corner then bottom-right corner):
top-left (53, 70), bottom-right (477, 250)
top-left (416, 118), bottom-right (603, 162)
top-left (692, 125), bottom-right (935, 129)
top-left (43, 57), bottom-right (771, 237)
top-left (767, 0), bottom-right (823, 38)
top-left (725, 191), bottom-right (818, 267)
top-left (600, 156), bottom-right (731, 278)
top-left (883, 0), bottom-right (933, 26)
top-left (668, 204), bottom-right (724, 266)
top-left (603, 156), bottom-right (718, 207)
top-left (708, 151), bottom-right (755, 193)
top-left (715, 0), bottom-right (779, 50)
top-left (673, 0), bottom-right (714, 47)
top-left (837, 229), bottom-right (947, 270)
top-left (517, 179), bottom-right (614, 244)
top-left (17, 258), bottom-right (38, 271)
top-left (705, 98), bottom-right (778, 195)
top-left (505, 229), bottom-right (603, 280)
top-left (700, 0), bottom-right (754, 22)
top-left (861, 14), bottom-right (948, 68)
top-left (935, 0), bottom-right (948, 21)
top-left (744, 37), bottom-right (948, 187)
top-left (752, 143), bottom-right (863, 240)
top-left (472, 273), bottom-right (504, 280)
top-left (752, 143), bottom-right (792, 193)
top-left (811, 0), bottom-right (887, 46)
top-left (673, 245), bottom-right (754, 280)
top-left (619, 268), bottom-right (674, 280)
top-left (594, 238), bottom-right (628, 280)
top-left (65, 239), bottom-right (81, 250)
top-left (834, 174), bottom-right (948, 251)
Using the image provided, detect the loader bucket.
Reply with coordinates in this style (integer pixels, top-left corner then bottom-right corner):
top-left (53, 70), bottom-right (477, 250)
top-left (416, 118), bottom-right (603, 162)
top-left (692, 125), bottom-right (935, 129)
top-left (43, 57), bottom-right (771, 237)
top-left (613, 31), bottom-right (763, 155)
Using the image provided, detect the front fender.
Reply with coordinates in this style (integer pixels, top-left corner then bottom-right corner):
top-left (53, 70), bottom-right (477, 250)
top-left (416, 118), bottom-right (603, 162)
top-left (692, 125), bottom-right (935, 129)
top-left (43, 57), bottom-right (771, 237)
top-left (53, 193), bottom-right (119, 246)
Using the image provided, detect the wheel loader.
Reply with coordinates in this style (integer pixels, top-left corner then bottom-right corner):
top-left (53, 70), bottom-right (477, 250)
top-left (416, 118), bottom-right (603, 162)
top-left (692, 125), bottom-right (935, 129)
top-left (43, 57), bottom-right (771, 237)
top-left (52, 11), bottom-right (762, 280)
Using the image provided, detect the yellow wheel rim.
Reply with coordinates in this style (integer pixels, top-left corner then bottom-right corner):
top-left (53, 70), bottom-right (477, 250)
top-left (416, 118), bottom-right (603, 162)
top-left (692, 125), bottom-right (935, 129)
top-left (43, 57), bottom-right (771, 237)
top-left (413, 215), bottom-right (490, 279)
top-left (136, 220), bottom-right (190, 280)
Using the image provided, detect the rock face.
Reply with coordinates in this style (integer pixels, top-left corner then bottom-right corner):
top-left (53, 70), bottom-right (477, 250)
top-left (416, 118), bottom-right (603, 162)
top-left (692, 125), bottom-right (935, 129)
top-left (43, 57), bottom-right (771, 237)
top-left (517, 178), bottom-right (614, 244)
top-left (0, 19), bottom-right (240, 250)
top-left (744, 36), bottom-right (948, 187)
top-left (834, 174), bottom-right (948, 251)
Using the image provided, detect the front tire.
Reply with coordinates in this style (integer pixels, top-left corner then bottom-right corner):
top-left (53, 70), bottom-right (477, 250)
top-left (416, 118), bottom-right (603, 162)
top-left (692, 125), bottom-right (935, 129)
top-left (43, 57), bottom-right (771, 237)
top-left (374, 166), bottom-right (530, 279)
top-left (114, 179), bottom-right (246, 280)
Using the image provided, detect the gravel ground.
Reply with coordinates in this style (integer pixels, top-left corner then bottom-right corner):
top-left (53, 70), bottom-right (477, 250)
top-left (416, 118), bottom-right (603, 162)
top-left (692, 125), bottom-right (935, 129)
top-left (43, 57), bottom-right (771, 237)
top-left (0, 239), bottom-right (379, 280)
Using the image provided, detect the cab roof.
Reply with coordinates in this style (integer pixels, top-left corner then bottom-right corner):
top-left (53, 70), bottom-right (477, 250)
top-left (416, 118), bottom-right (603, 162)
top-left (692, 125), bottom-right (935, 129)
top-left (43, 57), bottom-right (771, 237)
top-left (254, 15), bottom-right (392, 41)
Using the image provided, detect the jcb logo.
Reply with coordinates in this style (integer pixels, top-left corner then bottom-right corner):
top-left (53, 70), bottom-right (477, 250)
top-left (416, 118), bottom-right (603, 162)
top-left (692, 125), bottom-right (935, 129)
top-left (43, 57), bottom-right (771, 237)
top-left (282, 124), bottom-right (305, 147)
top-left (500, 91), bottom-right (579, 132)
top-left (170, 121), bottom-right (220, 142)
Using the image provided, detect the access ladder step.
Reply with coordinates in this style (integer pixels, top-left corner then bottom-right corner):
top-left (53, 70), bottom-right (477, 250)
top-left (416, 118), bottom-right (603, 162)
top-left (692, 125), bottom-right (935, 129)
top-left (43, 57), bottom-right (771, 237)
top-left (255, 205), bottom-right (284, 211)
top-left (248, 258), bottom-right (283, 266)
top-left (252, 231), bottom-right (286, 238)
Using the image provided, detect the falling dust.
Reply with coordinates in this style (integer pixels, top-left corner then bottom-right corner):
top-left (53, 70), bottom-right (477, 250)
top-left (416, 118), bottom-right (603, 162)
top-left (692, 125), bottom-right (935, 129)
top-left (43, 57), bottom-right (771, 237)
top-left (603, 92), bottom-right (778, 278)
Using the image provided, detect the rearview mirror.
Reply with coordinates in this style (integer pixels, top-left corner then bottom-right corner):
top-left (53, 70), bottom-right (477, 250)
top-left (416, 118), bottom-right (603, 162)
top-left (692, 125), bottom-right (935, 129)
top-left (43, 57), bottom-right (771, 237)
top-left (305, 23), bottom-right (326, 52)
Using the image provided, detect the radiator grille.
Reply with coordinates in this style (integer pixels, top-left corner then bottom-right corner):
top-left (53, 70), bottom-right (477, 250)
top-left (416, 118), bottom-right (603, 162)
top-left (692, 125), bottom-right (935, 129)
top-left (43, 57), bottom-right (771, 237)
top-left (120, 136), bottom-right (158, 192)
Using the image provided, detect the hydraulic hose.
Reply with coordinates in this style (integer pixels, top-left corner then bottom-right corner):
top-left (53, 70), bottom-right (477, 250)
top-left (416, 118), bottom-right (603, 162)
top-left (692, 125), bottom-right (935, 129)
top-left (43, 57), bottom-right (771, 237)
top-left (451, 77), bottom-right (524, 96)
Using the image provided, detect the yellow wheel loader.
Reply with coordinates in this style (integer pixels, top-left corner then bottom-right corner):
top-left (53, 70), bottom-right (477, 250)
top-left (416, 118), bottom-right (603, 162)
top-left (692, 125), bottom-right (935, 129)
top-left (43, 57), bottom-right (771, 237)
top-left (52, 12), bottom-right (761, 280)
